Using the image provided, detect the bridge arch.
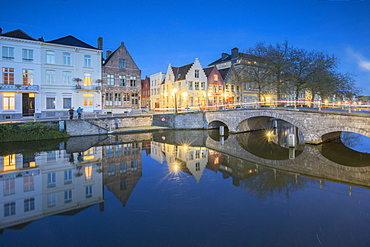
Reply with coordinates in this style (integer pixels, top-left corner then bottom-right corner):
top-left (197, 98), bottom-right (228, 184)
top-left (317, 127), bottom-right (370, 141)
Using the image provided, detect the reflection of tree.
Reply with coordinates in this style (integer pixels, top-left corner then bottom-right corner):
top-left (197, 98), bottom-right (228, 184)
top-left (239, 168), bottom-right (313, 200)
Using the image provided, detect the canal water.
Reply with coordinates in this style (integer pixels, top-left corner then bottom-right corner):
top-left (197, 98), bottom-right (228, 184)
top-left (0, 125), bottom-right (370, 246)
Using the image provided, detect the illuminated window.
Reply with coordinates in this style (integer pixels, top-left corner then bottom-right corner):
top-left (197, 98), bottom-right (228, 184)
top-left (85, 166), bottom-right (92, 181)
top-left (84, 55), bottom-right (91, 67)
top-left (46, 50), bottom-right (55, 64)
top-left (22, 49), bottom-right (33, 62)
top-left (24, 198), bottom-right (35, 212)
top-left (84, 72), bottom-right (92, 86)
top-left (4, 202), bottom-right (16, 216)
top-left (22, 69), bottom-right (33, 85)
top-left (63, 52), bottom-right (71, 65)
top-left (3, 67), bottom-right (14, 84)
top-left (214, 74), bottom-right (218, 81)
top-left (107, 74), bottom-right (115, 85)
top-left (195, 82), bottom-right (199, 90)
top-left (24, 175), bottom-right (35, 192)
top-left (201, 82), bottom-right (205, 90)
top-left (84, 97), bottom-right (93, 107)
top-left (3, 154), bottom-right (16, 170)
top-left (2, 47), bottom-right (14, 60)
top-left (46, 70), bottom-right (55, 84)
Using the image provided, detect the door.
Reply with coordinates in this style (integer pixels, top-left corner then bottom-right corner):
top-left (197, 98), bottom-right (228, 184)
top-left (22, 93), bottom-right (35, 117)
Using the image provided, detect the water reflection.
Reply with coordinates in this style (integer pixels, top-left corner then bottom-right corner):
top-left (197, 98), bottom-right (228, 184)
top-left (1, 128), bottom-right (370, 241)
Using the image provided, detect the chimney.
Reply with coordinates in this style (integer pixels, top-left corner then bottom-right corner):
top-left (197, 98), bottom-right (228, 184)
top-left (121, 42), bottom-right (125, 47)
top-left (97, 37), bottom-right (103, 50)
top-left (106, 50), bottom-right (112, 58)
top-left (231, 48), bottom-right (239, 59)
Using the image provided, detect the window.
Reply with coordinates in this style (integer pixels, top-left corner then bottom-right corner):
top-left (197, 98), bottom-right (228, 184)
top-left (84, 72), bottom-right (92, 86)
top-left (188, 81), bottom-right (193, 90)
top-left (119, 75), bottom-right (126, 86)
top-left (85, 185), bottom-right (93, 198)
top-left (46, 70), bottom-right (55, 84)
top-left (107, 74), bottom-right (115, 86)
top-left (108, 164), bottom-right (115, 175)
top-left (24, 198), bottom-right (35, 212)
top-left (24, 175), bottom-right (35, 192)
top-left (131, 93), bottom-right (138, 105)
top-left (201, 82), bottom-right (205, 90)
top-left (85, 166), bottom-right (92, 181)
top-left (23, 49), bottom-right (33, 62)
top-left (120, 162), bottom-right (127, 173)
top-left (131, 160), bottom-right (138, 171)
top-left (120, 180), bottom-right (127, 190)
top-left (4, 178), bottom-right (15, 196)
top-left (46, 50), bottom-right (55, 64)
top-left (64, 189), bottom-right (73, 203)
top-left (46, 97), bottom-right (55, 109)
top-left (22, 69), bottom-right (33, 85)
top-left (195, 82), bottom-right (199, 90)
top-left (2, 46), bottom-right (14, 60)
top-left (63, 98), bottom-right (72, 109)
top-left (123, 93), bottom-right (130, 102)
top-left (195, 162), bottom-right (200, 171)
top-left (47, 193), bottom-right (56, 207)
top-left (3, 67), bottom-right (14, 84)
top-left (195, 150), bottom-right (200, 159)
top-left (214, 74), bottom-right (218, 81)
top-left (105, 93), bottom-right (113, 106)
top-left (47, 172), bottom-right (56, 187)
top-left (130, 76), bottom-right (136, 87)
top-left (4, 202), bottom-right (16, 217)
top-left (63, 52), bottom-right (71, 65)
top-left (195, 69), bottom-right (199, 78)
top-left (84, 55), bottom-right (91, 67)
top-left (63, 71), bottom-right (72, 85)
top-left (3, 93), bottom-right (15, 110)
top-left (64, 170), bottom-right (73, 184)
top-left (114, 93), bottom-right (122, 106)
top-left (119, 59), bottom-right (126, 69)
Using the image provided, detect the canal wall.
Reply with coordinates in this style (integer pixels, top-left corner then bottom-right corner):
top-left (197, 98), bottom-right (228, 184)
top-left (152, 112), bottom-right (206, 129)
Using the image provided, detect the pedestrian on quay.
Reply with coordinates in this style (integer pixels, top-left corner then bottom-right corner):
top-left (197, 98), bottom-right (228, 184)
top-left (69, 107), bottom-right (74, 120)
top-left (77, 107), bottom-right (83, 119)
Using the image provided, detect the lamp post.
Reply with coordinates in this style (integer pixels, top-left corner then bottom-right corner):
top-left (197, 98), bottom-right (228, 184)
top-left (172, 88), bottom-right (178, 113)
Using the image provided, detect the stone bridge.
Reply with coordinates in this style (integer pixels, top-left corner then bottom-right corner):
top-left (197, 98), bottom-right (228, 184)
top-left (204, 109), bottom-right (370, 144)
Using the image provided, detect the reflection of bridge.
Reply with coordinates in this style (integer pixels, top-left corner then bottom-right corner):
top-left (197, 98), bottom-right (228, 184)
top-left (205, 134), bottom-right (370, 188)
top-left (205, 109), bottom-right (370, 144)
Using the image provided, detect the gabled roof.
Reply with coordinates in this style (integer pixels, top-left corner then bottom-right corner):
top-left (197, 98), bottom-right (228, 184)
top-left (203, 67), bottom-right (214, 77)
top-left (218, 68), bottom-right (230, 81)
top-left (171, 63), bottom-right (193, 81)
top-left (46, 35), bottom-right (97, 49)
top-left (0, 29), bottom-right (37, 41)
top-left (208, 54), bottom-right (232, 67)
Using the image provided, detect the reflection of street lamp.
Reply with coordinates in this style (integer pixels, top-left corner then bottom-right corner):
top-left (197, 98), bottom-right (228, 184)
top-left (182, 92), bottom-right (188, 111)
top-left (172, 88), bottom-right (178, 113)
top-left (223, 92), bottom-right (228, 107)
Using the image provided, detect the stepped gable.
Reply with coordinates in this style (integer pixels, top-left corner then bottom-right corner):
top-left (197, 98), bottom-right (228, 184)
top-left (0, 29), bottom-right (37, 41)
top-left (46, 35), bottom-right (97, 49)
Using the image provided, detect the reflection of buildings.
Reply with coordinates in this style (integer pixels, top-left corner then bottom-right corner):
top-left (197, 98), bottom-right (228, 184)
top-left (150, 142), bottom-right (208, 183)
top-left (0, 147), bottom-right (103, 231)
top-left (101, 142), bottom-right (142, 206)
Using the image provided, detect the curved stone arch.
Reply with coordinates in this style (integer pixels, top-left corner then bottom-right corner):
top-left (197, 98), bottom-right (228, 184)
top-left (316, 126), bottom-right (370, 140)
top-left (237, 111), bottom-right (309, 135)
top-left (207, 120), bottom-right (229, 129)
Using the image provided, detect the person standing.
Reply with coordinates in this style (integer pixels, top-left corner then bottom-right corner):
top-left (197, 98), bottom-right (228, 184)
top-left (77, 107), bottom-right (83, 119)
top-left (69, 107), bottom-right (74, 120)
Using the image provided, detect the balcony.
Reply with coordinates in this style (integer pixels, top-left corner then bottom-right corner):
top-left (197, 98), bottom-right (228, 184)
top-left (0, 84), bottom-right (39, 92)
top-left (76, 85), bottom-right (101, 91)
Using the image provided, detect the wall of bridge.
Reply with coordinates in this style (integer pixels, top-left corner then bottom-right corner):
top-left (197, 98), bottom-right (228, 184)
top-left (205, 109), bottom-right (370, 144)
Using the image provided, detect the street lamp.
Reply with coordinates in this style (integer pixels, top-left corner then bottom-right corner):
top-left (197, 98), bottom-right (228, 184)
top-left (172, 88), bottom-right (178, 113)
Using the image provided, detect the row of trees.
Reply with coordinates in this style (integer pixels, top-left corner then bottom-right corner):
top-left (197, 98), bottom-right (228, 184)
top-left (234, 41), bottom-right (361, 101)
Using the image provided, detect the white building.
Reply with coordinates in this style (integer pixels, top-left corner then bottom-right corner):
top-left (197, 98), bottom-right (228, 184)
top-left (149, 72), bottom-right (165, 110)
top-left (0, 29), bottom-right (102, 120)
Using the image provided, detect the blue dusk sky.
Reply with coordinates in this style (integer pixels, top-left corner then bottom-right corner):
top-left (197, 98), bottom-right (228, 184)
top-left (2, 0), bottom-right (370, 94)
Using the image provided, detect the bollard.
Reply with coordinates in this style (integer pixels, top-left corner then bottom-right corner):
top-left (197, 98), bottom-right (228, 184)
top-left (288, 133), bottom-right (296, 147)
top-left (219, 126), bottom-right (224, 136)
